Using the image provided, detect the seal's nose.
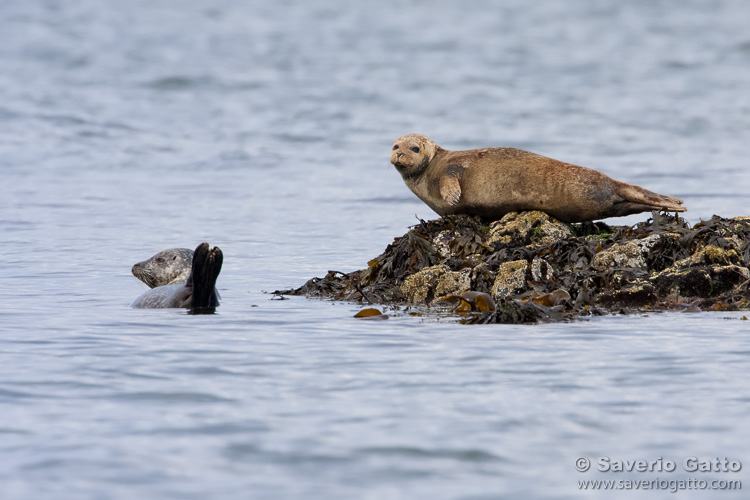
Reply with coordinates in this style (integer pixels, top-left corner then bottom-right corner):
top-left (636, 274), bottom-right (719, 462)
top-left (396, 152), bottom-right (403, 158)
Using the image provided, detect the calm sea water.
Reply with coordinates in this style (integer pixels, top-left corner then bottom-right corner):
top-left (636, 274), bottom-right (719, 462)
top-left (2, 1), bottom-right (749, 498)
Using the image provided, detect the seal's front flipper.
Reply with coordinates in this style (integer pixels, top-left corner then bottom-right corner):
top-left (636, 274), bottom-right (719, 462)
top-left (188, 242), bottom-right (223, 314)
top-left (439, 173), bottom-right (462, 206)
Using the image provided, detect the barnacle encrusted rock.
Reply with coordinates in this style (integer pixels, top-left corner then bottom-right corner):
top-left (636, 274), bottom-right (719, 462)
top-left (491, 260), bottom-right (529, 298)
top-left (400, 265), bottom-right (471, 304)
top-left (598, 280), bottom-right (658, 308)
top-left (592, 234), bottom-right (680, 271)
top-left (281, 212), bottom-right (750, 324)
top-left (653, 265), bottom-right (749, 298)
top-left (672, 244), bottom-right (742, 268)
top-left (488, 211), bottom-right (572, 247)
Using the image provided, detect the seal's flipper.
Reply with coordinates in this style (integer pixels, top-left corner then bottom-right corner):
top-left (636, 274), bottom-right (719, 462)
top-left (187, 242), bottom-right (223, 314)
top-left (439, 174), bottom-right (462, 206)
top-left (613, 181), bottom-right (686, 217)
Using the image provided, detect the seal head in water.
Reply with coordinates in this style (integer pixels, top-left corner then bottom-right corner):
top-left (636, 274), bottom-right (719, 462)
top-left (131, 248), bottom-right (193, 288)
top-left (131, 242), bottom-right (223, 314)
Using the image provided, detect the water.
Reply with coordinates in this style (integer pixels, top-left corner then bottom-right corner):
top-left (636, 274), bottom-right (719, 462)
top-left (1, 1), bottom-right (749, 498)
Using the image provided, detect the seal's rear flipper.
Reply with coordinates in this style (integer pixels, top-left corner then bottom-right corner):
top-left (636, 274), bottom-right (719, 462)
top-left (188, 242), bottom-right (223, 314)
top-left (612, 181), bottom-right (686, 217)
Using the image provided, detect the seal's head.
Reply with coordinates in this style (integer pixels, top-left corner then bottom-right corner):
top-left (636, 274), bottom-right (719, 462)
top-left (131, 248), bottom-right (194, 288)
top-left (390, 134), bottom-right (439, 180)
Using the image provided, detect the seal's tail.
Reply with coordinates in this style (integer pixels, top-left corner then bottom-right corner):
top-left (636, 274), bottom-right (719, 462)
top-left (187, 242), bottom-right (223, 314)
top-left (613, 181), bottom-right (686, 217)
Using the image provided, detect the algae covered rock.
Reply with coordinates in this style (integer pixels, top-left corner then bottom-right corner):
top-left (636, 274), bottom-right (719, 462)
top-left (598, 281), bottom-right (657, 308)
top-left (592, 234), bottom-right (680, 272)
top-left (400, 264), bottom-right (471, 303)
top-left (672, 244), bottom-right (742, 268)
top-left (281, 212), bottom-right (750, 324)
top-left (653, 265), bottom-right (749, 298)
top-left (430, 216), bottom-right (489, 259)
top-left (488, 211), bottom-right (572, 248)
top-left (491, 260), bottom-right (528, 298)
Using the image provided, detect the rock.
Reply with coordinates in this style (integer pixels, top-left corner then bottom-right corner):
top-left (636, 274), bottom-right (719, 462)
top-left (652, 268), bottom-right (712, 298)
top-left (709, 266), bottom-right (750, 295)
top-left (672, 244), bottom-right (742, 268)
top-left (432, 228), bottom-right (486, 260)
top-left (488, 211), bottom-right (572, 248)
top-left (432, 230), bottom-right (459, 260)
top-left (653, 265), bottom-right (749, 298)
top-left (429, 215), bottom-right (488, 259)
top-left (435, 268), bottom-right (472, 298)
top-left (531, 257), bottom-right (554, 282)
top-left (491, 260), bottom-right (528, 298)
top-left (283, 212), bottom-right (750, 324)
top-left (597, 281), bottom-right (657, 308)
top-left (401, 265), bottom-right (447, 303)
top-left (401, 265), bottom-right (471, 303)
top-left (591, 234), bottom-right (680, 272)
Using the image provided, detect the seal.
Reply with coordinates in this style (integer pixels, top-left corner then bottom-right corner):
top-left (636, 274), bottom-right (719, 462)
top-left (390, 134), bottom-right (686, 223)
top-left (131, 242), bottom-right (223, 313)
top-left (131, 248), bottom-right (193, 288)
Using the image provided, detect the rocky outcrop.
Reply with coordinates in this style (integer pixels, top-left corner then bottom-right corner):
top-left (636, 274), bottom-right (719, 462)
top-left (280, 212), bottom-right (750, 323)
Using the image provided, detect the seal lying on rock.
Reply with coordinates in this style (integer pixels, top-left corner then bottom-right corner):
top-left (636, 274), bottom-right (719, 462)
top-left (132, 248), bottom-right (194, 288)
top-left (390, 134), bottom-right (686, 223)
top-left (131, 242), bottom-right (223, 313)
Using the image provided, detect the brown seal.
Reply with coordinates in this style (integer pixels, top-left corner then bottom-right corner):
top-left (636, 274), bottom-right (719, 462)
top-left (390, 134), bottom-right (686, 223)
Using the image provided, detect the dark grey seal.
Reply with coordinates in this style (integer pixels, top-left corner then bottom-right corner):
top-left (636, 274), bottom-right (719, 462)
top-left (131, 242), bottom-right (223, 314)
top-left (132, 248), bottom-right (193, 288)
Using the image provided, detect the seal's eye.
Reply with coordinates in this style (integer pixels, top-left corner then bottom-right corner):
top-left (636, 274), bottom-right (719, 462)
top-left (392, 145), bottom-right (399, 150)
top-left (156, 258), bottom-right (165, 263)
top-left (411, 146), bottom-right (420, 153)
